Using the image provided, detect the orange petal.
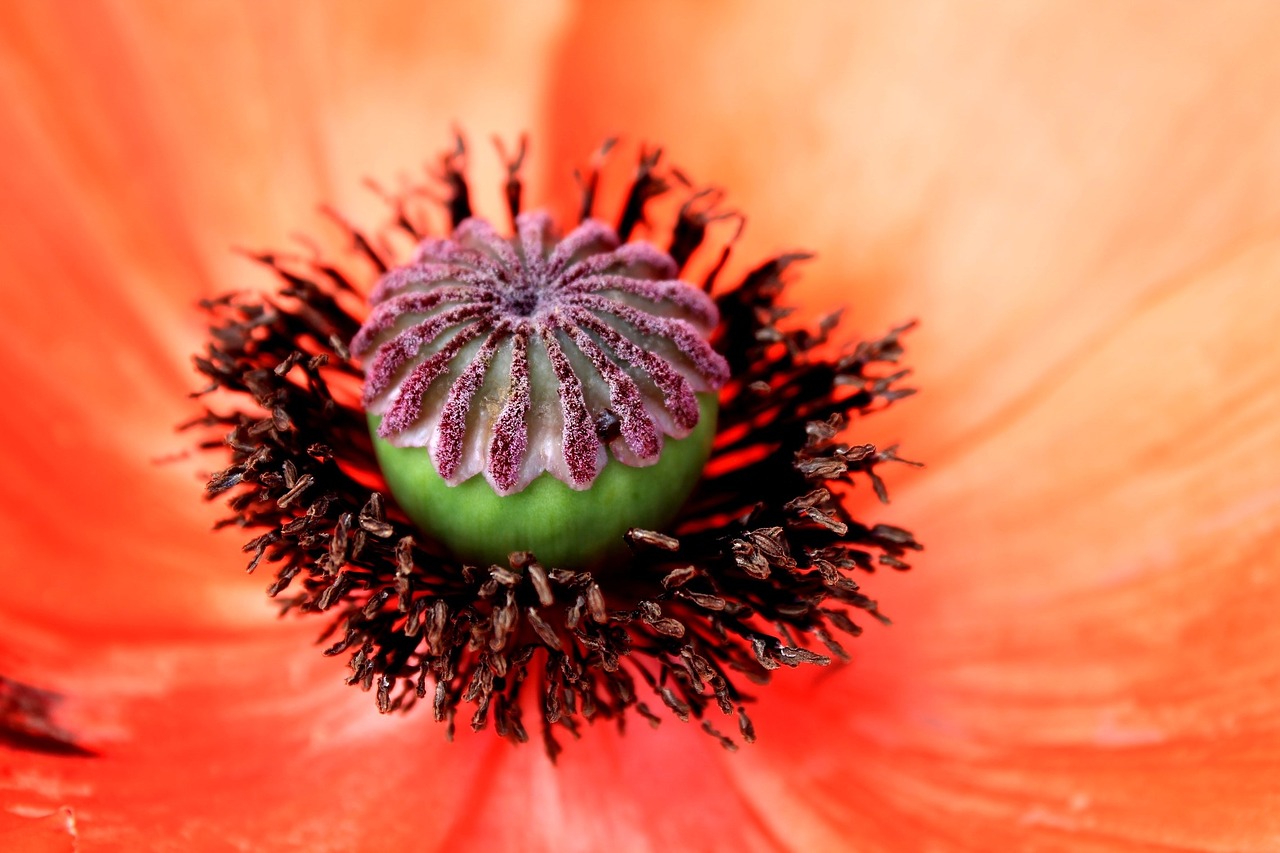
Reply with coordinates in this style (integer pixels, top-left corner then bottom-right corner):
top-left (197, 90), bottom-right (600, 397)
top-left (545, 1), bottom-right (1280, 847)
top-left (0, 0), bottom-right (571, 633)
top-left (737, 232), bottom-right (1280, 850)
top-left (5, 1), bottom-right (1280, 849)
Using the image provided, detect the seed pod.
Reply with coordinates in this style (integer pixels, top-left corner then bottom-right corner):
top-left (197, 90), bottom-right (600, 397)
top-left (353, 211), bottom-right (728, 568)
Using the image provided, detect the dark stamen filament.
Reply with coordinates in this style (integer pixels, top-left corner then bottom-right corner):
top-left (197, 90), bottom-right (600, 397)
top-left (189, 138), bottom-right (921, 758)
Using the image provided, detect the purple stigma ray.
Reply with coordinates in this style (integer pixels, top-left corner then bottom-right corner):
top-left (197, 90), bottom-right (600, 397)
top-left (379, 323), bottom-right (488, 434)
top-left (368, 262), bottom-right (488, 304)
top-left (576, 294), bottom-right (730, 386)
top-left (408, 236), bottom-right (488, 265)
top-left (432, 324), bottom-right (508, 481)
top-left (516, 211), bottom-right (556, 267)
top-left (546, 220), bottom-right (618, 273)
top-left (354, 211), bottom-right (728, 493)
top-left (567, 274), bottom-right (719, 328)
top-left (362, 304), bottom-right (493, 407)
top-left (556, 317), bottom-right (661, 460)
top-left (565, 307), bottom-right (701, 431)
top-left (352, 287), bottom-right (494, 355)
top-left (540, 325), bottom-right (604, 487)
top-left (560, 241), bottom-right (678, 284)
top-left (488, 328), bottom-right (531, 495)
top-left (454, 218), bottom-right (522, 268)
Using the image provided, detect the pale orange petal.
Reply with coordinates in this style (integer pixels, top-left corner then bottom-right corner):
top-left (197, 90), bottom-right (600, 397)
top-left (737, 233), bottom-right (1280, 850)
top-left (546, 1), bottom-right (1280, 461)
top-left (546, 1), bottom-right (1280, 847)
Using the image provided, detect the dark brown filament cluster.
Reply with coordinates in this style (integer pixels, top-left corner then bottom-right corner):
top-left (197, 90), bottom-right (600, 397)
top-left (189, 137), bottom-right (921, 757)
top-left (354, 212), bottom-right (727, 494)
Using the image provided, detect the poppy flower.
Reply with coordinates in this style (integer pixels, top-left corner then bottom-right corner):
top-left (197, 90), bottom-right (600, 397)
top-left (4, 2), bottom-right (1280, 850)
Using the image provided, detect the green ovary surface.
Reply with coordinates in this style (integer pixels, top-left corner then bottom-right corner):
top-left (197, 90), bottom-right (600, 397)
top-left (370, 393), bottom-right (718, 569)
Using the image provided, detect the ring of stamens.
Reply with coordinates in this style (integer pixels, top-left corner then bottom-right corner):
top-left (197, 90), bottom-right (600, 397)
top-left (191, 137), bottom-right (921, 757)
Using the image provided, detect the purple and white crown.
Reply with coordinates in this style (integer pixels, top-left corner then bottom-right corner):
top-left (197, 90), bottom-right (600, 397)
top-left (352, 211), bottom-right (730, 496)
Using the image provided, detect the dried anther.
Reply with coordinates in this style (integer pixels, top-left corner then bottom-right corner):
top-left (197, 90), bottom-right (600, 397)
top-left (190, 136), bottom-right (921, 757)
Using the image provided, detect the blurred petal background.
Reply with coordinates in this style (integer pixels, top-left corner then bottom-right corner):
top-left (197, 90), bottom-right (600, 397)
top-left (2, 1), bottom-right (1279, 850)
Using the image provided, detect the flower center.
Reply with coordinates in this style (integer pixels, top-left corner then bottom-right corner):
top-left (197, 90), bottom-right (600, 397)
top-left (351, 210), bottom-right (729, 567)
top-left (502, 281), bottom-right (541, 317)
top-left (352, 211), bottom-right (729, 498)
top-left (193, 136), bottom-right (921, 759)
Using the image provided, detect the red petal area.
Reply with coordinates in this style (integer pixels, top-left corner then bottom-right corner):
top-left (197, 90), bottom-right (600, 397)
top-left (0, 809), bottom-right (76, 853)
top-left (2, 628), bottom-right (500, 851)
top-left (3, 623), bottom-right (799, 851)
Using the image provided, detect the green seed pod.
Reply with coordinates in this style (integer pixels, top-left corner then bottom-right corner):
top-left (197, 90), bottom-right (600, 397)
top-left (353, 212), bottom-right (728, 568)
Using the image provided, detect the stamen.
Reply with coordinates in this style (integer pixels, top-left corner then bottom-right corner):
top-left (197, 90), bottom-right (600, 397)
top-left (0, 676), bottom-right (96, 757)
top-left (189, 138), bottom-right (921, 757)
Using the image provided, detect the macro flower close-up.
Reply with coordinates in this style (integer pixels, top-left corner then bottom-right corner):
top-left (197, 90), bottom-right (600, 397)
top-left (4, 2), bottom-right (1280, 851)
